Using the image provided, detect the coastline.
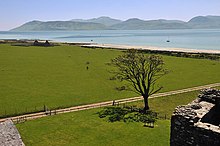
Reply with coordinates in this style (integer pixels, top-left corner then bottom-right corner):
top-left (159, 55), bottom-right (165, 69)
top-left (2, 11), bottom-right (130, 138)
top-left (1, 39), bottom-right (220, 54)
top-left (81, 43), bottom-right (220, 54)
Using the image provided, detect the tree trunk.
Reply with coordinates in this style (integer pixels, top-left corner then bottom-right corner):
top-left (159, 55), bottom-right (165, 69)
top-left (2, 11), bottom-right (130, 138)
top-left (143, 95), bottom-right (149, 112)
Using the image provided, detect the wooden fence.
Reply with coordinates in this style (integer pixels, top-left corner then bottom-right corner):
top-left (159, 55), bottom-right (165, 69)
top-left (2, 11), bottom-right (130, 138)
top-left (1, 82), bottom-right (219, 123)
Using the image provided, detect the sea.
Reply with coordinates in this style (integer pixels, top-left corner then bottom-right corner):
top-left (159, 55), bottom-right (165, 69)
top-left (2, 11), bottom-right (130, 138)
top-left (0, 29), bottom-right (220, 51)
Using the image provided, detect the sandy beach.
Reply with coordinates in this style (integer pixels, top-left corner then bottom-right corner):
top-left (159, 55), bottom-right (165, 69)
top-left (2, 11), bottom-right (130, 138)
top-left (81, 43), bottom-right (220, 54)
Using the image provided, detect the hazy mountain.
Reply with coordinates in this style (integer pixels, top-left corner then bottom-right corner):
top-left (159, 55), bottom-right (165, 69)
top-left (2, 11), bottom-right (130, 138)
top-left (10, 16), bottom-right (220, 31)
top-left (11, 20), bottom-right (108, 31)
top-left (111, 16), bottom-right (220, 29)
top-left (111, 18), bottom-right (188, 30)
top-left (11, 20), bottom-right (43, 31)
top-left (187, 15), bottom-right (220, 28)
top-left (110, 18), bottom-right (145, 29)
top-left (72, 16), bottom-right (122, 26)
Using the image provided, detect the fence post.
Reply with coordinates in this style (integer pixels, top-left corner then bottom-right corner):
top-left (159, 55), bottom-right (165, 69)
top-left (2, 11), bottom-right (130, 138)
top-left (112, 100), bottom-right (115, 106)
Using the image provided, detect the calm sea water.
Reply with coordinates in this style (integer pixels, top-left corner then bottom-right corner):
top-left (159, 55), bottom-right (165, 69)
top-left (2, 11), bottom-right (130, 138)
top-left (0, 29), bottom-right (220, 50)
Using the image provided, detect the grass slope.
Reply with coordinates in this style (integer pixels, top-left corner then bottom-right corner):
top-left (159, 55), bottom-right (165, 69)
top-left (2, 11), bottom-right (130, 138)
top-left (16, 89), bottom-right (206, 146)
top-left (0, 44), bottom-right (220, 116)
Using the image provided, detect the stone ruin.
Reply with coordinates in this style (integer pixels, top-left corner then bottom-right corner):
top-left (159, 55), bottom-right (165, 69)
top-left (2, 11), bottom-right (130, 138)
top-left (33, 40), bottom-right (51, 46)
top-left (170, 88), bottom-right (220, 146)
top-left (0, 120), bottom-right (24, 146)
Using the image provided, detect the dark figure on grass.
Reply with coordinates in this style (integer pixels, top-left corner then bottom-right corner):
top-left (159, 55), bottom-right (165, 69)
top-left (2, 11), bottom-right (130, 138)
top-left (110, 49), bottom-right (168, 112)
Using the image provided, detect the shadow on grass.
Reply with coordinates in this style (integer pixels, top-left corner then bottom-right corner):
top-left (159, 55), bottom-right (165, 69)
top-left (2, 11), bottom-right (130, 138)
top-left (97, 105), bottom-right (157, 127)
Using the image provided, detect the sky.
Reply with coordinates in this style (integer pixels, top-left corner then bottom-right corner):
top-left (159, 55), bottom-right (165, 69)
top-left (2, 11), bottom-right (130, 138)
top-left (1, 0), bottom-right (220, 30)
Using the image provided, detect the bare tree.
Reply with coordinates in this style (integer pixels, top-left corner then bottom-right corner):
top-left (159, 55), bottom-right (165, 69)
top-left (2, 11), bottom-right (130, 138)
top-left (110, 49), bottom-right (168, 111)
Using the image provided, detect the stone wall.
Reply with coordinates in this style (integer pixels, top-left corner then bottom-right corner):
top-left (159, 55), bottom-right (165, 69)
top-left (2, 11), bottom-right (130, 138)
top-left (170, 89), bottom-right (220, 146)
top-left (0, 120), bottom-right (25, 146)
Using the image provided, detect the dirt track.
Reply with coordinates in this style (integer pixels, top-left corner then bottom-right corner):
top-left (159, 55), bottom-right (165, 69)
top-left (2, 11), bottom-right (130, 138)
top-left (0, 83), bottom-right (219, 123)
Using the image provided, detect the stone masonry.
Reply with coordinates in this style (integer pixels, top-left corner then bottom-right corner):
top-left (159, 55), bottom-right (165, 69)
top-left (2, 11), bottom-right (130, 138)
top-left (0, 120), bottom-right (25, 146)
top-left (170, 88), bottom-right (220, 146)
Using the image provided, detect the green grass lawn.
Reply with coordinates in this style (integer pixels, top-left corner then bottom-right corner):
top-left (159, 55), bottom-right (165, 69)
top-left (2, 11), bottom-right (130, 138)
top-left (0, 44), bottom-right (220, 116)
top-left (16, 88), bottom-right (209, 146)
top-left (130, 90), bottom-right (200, 119)
top-left (16, 109), bottom-right (170, 146)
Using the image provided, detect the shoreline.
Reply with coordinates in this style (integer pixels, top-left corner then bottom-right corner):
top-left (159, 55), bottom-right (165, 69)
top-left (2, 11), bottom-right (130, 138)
top-left (1, 39), bottom-right (220, 54)
top-left (81, 43), bottom-right (220, 54)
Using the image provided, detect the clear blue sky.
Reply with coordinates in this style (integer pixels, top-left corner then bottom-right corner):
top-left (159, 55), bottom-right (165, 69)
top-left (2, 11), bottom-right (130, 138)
top-left (1, 0), bottom-right (220, 30)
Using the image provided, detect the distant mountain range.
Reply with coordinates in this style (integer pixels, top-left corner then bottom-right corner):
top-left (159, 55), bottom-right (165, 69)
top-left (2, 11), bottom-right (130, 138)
top-left (11, 16), bottom-right (220, 31)
top-left (71, 16), bottom-right (122, 26)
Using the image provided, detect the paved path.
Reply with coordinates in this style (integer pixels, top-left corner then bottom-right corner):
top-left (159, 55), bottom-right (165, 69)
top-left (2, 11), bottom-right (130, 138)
top-left (0, 83), bottom-right (220, 123)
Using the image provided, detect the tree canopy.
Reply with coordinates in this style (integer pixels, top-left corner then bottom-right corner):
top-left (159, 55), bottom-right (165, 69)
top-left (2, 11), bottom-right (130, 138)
top-left (110, 49), bottom-right (168, 111)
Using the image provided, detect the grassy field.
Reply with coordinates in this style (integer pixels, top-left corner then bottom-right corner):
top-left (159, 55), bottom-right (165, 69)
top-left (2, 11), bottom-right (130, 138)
top-left (16, 89), bottom-right (205, 146)
top-left (17, 109), bottom-right (170, 146)
top-left (0, 44), bottom-right (220, 116)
